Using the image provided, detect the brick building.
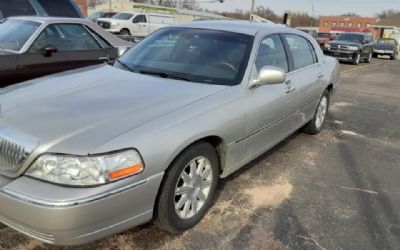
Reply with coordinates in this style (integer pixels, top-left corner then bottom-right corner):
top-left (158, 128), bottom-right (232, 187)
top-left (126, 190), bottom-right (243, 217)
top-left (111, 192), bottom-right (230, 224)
top-left (73, 0), bottom-right (88, 16)
top-left (319, 16), bottom-right (378, 37)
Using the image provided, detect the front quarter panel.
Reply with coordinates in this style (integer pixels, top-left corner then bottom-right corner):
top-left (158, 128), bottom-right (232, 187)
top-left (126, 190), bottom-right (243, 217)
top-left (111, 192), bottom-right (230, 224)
top-left (92, 85), bottom-right (246, 179)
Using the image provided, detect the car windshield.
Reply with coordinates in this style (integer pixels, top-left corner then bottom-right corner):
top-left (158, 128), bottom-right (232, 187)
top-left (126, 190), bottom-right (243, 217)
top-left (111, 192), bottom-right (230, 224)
top-left (88, 12), bottom-right (101, 19)
top-left (116, 28), bottom-right (254, 86)
top-left (0, 19), bottom-right (40, 51)
top-left (113, 13), bottom-right (133, 20)
top-left (377, 39), bottom-right (396, 45)
top-left (318, 33), bottom-right (331, 38)
top-left (335, 33), bottom-right (364, 43)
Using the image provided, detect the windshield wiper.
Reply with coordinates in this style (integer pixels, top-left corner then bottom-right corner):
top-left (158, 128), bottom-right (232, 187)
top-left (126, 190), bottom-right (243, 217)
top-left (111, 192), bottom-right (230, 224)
top-left (139, 70), bottom-right (192, 82)
top-left (116, 59), bottom-right (134, 72)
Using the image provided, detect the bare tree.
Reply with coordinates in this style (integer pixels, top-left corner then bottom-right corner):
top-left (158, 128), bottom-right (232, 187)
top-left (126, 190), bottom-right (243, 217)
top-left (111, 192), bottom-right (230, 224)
top-left (255, 6), bottom-right (280, 23)
top-left (376, 9), bottom-right (399, 19)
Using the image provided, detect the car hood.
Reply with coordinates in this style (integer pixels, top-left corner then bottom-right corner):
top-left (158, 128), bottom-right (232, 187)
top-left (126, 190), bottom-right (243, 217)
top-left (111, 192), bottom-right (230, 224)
top-left (328, 40), bottom-right (361, 47)
top-left (97, 18), bottom-right (122, 23)
top-left (0, 65), bottom-right (227, 154)
top-left (374, 43), bottom-right (395, 50)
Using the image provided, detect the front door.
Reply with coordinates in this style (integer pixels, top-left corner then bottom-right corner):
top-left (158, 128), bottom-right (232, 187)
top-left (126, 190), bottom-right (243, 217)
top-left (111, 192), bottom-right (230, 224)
top-left (244, 34), bottom-right (299, 157)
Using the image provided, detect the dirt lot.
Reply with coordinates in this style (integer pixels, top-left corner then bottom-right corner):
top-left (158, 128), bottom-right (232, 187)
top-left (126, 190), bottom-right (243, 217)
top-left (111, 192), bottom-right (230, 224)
top-left (1, 58), bottom-right (400, 250)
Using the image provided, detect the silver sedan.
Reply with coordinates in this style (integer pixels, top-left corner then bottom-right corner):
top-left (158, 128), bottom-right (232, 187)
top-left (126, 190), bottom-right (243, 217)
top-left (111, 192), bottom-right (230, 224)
top-left (0, 20), bottom-right (340, 245)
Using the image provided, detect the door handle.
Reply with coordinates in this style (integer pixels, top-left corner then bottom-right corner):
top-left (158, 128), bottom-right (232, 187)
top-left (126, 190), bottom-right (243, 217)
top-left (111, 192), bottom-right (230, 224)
top-left (285, 85), bottom-right (296, 93)
top-left (318, 73), bottom-right (325, 78)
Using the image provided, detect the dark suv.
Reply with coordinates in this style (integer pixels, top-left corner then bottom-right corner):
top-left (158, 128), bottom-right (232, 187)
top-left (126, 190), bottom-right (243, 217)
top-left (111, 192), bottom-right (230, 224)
top-left (0, 0), bottom-right (83, 19)
top-left (323, 32), bottom-right (374, 65)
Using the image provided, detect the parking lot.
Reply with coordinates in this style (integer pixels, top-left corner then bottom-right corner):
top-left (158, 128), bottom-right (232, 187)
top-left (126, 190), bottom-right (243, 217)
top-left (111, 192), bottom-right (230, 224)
top-left (1, 57), bottom-right (399, 250)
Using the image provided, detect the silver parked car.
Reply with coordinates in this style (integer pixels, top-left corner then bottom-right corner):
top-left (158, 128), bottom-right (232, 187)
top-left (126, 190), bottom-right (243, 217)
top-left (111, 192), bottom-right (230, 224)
top-left (0, 21), bottom-right (340, 245)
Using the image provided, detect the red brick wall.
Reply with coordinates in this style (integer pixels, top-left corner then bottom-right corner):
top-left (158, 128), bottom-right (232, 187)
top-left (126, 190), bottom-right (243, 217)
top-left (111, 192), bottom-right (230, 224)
top-left (319, 16), bottom-right (378, 37)
top-left (73, 0), bottom-right (87, 16)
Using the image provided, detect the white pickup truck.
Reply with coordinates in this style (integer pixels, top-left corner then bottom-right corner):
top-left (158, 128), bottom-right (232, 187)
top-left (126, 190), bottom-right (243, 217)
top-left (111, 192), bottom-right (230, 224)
top-left (97, 12), bottom-right (174, 37)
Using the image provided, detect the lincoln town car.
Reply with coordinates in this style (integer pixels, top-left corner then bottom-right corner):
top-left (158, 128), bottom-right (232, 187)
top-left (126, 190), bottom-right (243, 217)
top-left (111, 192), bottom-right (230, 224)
top-left (0, 21), bottom-right (340, 245)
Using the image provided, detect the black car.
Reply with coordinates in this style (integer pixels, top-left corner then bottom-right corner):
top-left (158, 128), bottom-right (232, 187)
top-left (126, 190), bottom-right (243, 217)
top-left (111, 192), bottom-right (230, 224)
top-left (373, 38), bottom-right (398, 60)
top-left (323, 32), bottom-right (374, 65)
top-left (0, 0), bottom-right (83, 19)
top-left (0, 17), bottom-right (132, 87)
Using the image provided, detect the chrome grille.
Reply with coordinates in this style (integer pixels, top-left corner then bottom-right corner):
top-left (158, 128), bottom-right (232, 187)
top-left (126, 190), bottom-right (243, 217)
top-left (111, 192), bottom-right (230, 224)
top-left (0, 124), bottom-right (38, 174)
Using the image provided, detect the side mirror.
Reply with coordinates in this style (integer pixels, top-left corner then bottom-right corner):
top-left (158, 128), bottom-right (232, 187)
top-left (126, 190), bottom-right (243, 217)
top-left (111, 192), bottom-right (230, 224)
top-left (40, 45), bottom-right (58, 57)
top-left (132, 19), bottom-right (138, 23)
top-left (250, 66), bottom-right (286, 88)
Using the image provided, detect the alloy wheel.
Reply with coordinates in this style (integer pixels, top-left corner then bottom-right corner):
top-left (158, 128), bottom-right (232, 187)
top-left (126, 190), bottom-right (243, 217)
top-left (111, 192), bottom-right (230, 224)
top-left (174, 156), bottom-right (213, 219)
top-left (315, 96), bottom-right (328, 129)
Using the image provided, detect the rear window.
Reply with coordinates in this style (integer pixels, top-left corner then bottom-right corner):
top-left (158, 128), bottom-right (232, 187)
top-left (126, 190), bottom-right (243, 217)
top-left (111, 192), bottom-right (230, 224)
top-left (37, 0), bottom-right (80, 17)
top-left (0, 0), bottom-right (36, 19)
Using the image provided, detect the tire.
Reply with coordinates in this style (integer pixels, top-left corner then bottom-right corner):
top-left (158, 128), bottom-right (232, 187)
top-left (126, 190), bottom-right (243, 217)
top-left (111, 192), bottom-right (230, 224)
top-left (119, 29), bottom-right (131, 36)
top-left (155, 141), bottom-right (219, 233)
top-left (304, 90), bottom-right (330, 135)
top-left (352, 52), bottom-right (361, 65)
top-left (365, 52), bottom-right (372, 63)
top-left (372, 53), bottom-right (377, 58)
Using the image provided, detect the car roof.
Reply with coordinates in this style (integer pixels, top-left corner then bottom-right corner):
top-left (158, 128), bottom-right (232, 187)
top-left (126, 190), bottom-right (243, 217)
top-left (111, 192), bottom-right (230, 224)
top-left (7, 16), bottom-right (88, 24)
top-left (170, 20), bottom-right (290, 36)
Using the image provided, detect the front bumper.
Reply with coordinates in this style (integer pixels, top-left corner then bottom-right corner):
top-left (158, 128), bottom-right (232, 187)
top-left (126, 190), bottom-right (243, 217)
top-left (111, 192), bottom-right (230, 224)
top-left (323, 49), bottom-right (358, 62)
top-left (373, 49), bottom-right (394, 56)
top-left (0, 173), bottom-right (163, 245)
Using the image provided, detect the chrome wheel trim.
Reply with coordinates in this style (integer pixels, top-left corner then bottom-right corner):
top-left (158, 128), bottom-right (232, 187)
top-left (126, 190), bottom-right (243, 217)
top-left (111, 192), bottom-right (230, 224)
top-left (315, 96), bottom-right (328, 129)
top-left (174, 156), bottom-right (213, 219)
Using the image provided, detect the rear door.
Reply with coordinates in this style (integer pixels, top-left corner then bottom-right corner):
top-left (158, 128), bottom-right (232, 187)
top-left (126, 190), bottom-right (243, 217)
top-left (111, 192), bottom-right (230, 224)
top-left (282, 33), bottom-right (325, 125)
top-left (16, 23), bottom-right (109, 78)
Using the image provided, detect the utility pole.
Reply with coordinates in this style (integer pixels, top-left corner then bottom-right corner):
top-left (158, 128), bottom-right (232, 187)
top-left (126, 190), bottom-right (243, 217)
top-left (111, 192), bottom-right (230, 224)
top-left (109, 0), bottom-right (112, 12)
top-left (310, 0), bottom-right (315, 26)
top-left (250, 0), bottom-right (255, 21)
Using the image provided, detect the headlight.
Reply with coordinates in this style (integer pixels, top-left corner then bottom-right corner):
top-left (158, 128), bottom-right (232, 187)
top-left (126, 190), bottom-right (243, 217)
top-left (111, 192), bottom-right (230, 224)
top-left (26, 149), bottom-right (144, 186)
top-left (324, 44), bottom-right (331, 49)
top-left (111, 23), bottom-right (119, 29)
top-left (347, 46), bottom-right (359, 50)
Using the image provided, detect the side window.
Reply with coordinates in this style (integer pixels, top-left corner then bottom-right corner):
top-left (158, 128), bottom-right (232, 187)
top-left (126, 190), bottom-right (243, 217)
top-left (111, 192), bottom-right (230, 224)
top-left (283, 34), bottom-right (316, 70)
top-left (86, 26), bottom-right (111, 48)
top-left (29, 24), bottom-right (102, 52)
top-left (133, 15), bottom-right (147, 23)
top-left (255, 34), bottom-right (288, 73)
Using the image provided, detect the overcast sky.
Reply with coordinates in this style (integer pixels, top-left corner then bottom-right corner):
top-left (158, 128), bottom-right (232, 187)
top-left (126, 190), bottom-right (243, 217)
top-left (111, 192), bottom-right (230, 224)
top-left (198, 0), bottom-right (400, 17)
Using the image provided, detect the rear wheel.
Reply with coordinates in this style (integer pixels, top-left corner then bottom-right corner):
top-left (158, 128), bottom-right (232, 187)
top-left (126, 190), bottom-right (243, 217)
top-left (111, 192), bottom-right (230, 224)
top-left (155, 142), bottom-right (219, 233)
top-left (304, 90), bottom-right (330, 135)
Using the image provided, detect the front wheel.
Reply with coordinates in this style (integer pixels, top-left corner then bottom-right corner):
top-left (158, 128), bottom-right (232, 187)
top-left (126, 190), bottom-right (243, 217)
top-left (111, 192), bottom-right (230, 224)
top-left (155, 142), bottom-right (219, 233)
top-left (304, 90), bottom-right (330, 135)
top-left (365, 52), bottom-right (372, 63)
top-left (119, 29), bottom-right (131, 36)
top-left (353, 52), bottom-right (361, 65)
